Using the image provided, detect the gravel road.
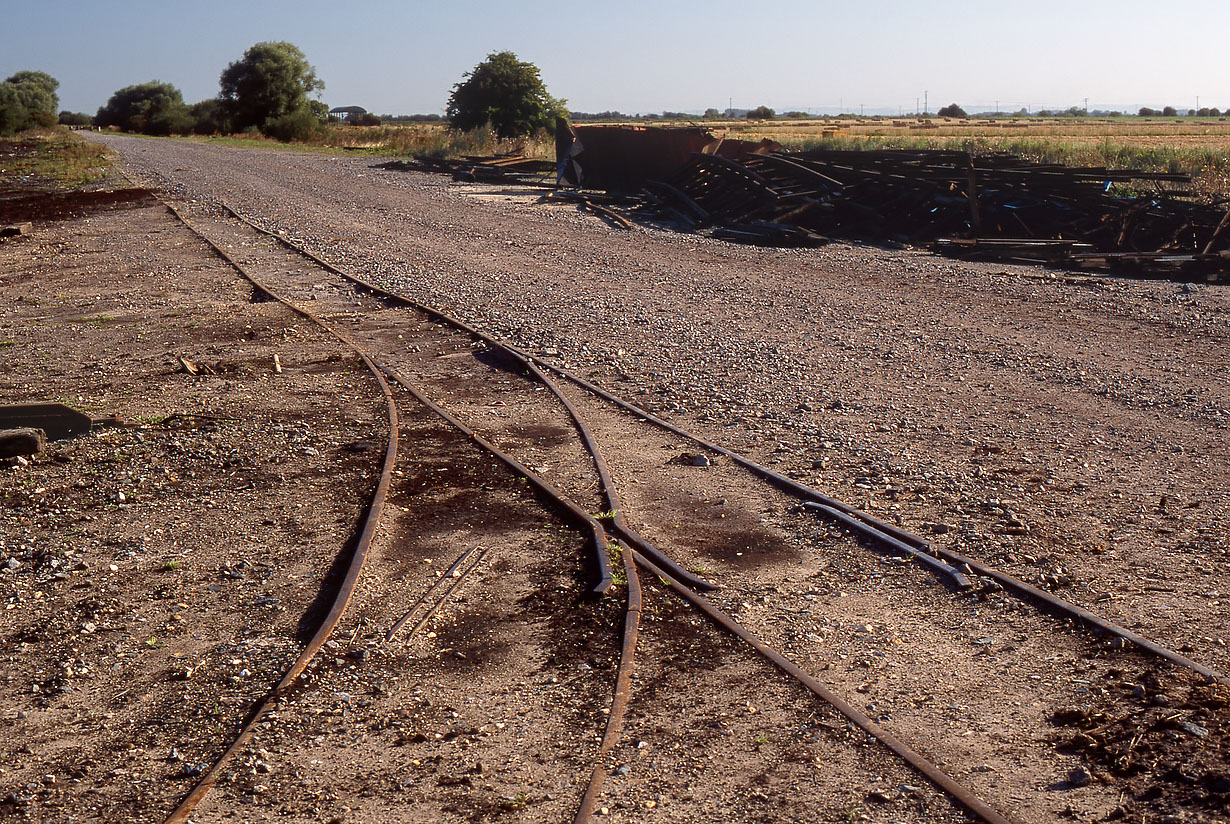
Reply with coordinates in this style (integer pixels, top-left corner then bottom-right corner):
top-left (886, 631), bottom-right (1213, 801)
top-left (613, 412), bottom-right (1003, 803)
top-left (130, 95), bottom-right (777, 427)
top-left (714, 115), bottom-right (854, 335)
top-left (96, 134), bottom-right (1230, 677)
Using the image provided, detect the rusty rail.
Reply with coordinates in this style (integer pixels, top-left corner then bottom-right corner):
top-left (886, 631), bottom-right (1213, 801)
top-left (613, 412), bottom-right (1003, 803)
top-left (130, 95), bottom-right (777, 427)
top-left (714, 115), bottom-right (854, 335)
top-left (159, 202), bottom-right (402, 824)
top-left (212, 197), bottom-right (1228, 686)
top-left (573, 545), bottom-right (642, 823)
top-left (629, 549), bottom-right (1018, 824)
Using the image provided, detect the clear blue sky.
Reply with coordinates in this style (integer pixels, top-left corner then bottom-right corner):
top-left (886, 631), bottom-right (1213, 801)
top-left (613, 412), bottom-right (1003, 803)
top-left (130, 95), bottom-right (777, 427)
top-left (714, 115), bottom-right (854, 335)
top-left (3, 0), bottom-right (1228, 116)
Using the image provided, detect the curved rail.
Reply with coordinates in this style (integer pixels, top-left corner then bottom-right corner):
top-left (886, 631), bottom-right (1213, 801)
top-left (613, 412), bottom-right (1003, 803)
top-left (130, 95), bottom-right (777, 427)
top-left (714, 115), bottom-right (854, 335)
top-left (527, 358), bottom-right (1230, 685)
top-left (171, 194), bottom-right (1017, 823)
top-left (573, 545), bottom-right (642, 823)
top-left (211, 197), bottom-right (1227, 685)
top-left (219, 201), bottom-right (711, 594)
top-left (160, 202), bottom-right (402, 824)
top-left (629, 549), bottom-right (1018, 824)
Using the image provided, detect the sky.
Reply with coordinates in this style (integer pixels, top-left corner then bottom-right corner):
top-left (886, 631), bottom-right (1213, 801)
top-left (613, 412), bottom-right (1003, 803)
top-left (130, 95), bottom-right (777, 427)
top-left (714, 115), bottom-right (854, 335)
top-left (3, 0), bottom-right (1229, 116)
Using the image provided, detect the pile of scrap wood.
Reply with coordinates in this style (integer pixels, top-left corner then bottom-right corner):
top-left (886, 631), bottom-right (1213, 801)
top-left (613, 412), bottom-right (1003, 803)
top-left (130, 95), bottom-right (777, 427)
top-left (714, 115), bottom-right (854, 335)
top-left (378, 154), bottom-right (555, 186)
top-left (639, 148), bottom-right (1229, 279)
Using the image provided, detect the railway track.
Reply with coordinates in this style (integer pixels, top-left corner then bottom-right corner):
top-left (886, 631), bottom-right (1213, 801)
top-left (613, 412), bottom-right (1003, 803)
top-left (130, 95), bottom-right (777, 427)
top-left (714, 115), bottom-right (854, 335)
top-left (147, 191), bottom-right (1227, 823)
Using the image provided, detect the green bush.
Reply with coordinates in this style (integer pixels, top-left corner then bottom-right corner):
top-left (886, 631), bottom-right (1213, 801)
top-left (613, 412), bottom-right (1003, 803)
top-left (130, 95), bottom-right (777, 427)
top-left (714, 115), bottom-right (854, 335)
top-left (219, 41), bottom-right (324, 136)
top-left (58, 110), bottom-right (93, 127)
top-left (0, 71), bottom-right (59, 135)
top-left (263, 107), bottom-right (322, 142)
top-left (188, 99), bottom-right (228, 135)
top-left (97, 81), bottom-right (192, 135)
top-left (446, 51), bottom-right (566, 138)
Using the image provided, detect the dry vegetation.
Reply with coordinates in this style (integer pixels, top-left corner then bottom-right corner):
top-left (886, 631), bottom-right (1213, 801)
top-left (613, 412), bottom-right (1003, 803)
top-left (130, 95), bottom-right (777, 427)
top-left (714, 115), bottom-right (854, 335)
top-left (730, 116), bottom-right (1230, 196)
top-left (0, 128), bottom-right (112, 189)
top-left (195, 122), bottom-right (556, 160)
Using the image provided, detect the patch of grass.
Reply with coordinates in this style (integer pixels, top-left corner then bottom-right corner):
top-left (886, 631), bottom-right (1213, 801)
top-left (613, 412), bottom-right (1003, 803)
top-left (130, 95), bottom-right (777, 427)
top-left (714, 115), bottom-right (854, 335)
top-left (0, 128), bottom-right (113, 189)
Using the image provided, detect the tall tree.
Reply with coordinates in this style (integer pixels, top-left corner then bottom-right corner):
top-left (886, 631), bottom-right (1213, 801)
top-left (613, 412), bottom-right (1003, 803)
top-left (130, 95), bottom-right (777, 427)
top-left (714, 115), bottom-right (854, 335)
top-left (446, 51), bottom-right (565, 138)
top-left (96, 81), bottom-right (192, 135)
top-left (218, 42), bottom-right (323, 134)
top-left (0, 71), bottom-right (59, 134)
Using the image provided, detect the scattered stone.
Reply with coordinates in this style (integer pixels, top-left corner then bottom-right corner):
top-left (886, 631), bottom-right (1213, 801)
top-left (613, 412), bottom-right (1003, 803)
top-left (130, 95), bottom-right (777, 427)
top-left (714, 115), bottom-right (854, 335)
top-left (1068, 766), bottom-right (1092, 787)
top-left (0, 428), bottom-right (44, 459)
top-left (690, 454), bottom-right (711, 467)
top-left (1179, 721), bottom-right (1209, 739)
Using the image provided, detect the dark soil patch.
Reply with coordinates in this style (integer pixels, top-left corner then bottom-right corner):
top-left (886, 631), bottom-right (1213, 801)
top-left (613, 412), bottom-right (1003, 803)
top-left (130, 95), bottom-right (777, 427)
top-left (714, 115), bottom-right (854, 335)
top-left (429, 607), bottom-right (511, 671)
top-left (0, 188), bottom-right (156, 222)
top-left (1052, 666), bottom-right (1230, 819)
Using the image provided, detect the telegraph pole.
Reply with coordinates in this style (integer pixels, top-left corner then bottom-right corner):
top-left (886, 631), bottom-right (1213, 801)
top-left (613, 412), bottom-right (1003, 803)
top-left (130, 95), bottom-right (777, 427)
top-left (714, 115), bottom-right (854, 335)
top-left (924, 90), bottom-right (928, 116)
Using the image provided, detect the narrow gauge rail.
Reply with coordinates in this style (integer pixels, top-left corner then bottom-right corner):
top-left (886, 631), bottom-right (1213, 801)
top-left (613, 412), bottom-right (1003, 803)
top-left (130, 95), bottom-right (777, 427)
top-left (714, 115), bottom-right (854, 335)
top-left (215, 197), bottom-right (1227, 688)
top-left (148, 190), bottom-right (1226, 824)
top-left (155, 196), bottom-right (1004, 823)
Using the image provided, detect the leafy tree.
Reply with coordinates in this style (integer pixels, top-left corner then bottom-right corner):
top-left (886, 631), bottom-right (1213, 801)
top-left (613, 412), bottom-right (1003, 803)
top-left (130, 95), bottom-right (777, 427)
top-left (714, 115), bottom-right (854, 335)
top-left (937, 103), bottom-right (967, 118)
top-left (219, 41), bottom-right (324, 135)
top-left (188, 99), bottom-right (227, 134)
top-left (703, 107), bottom-right (722, 119)
top-left (97, 81), bottom-right (192, 135)
top-left (58, 110), bottom-right (93, 127)
top-left (746, 105), bottom-right (775, 120)
top-left (1162, 106), bottom-right (1178, 117)
top-left (0, 85), bottom-right (22, 135)
top-left (446, 51), bottom-right (566, 138)
top-left (0, 71), bottom-right (59, 134)
top-left (1138, 107), bottom-right (1158, 117)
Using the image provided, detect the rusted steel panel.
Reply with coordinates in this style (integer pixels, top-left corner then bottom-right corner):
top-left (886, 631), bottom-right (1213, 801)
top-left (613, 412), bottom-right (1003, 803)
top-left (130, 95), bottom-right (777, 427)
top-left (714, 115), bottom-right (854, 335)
top-left (571, 126), bottom-right (717, 191)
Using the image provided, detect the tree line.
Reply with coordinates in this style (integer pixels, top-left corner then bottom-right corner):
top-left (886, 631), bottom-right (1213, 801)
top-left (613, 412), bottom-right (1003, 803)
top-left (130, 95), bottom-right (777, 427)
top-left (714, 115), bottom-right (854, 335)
top-left (12, 44), bottom-right (1227, 145)
top-left (90, 42), bottom-right (329, 140)
top-left (27, 46), bottom-right (565, 142)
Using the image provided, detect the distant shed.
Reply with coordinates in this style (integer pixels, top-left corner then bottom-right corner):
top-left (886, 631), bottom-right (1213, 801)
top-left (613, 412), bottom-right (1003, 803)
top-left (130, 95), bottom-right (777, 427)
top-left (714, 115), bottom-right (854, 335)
top-left (330, 106), bottom-right (368, 122)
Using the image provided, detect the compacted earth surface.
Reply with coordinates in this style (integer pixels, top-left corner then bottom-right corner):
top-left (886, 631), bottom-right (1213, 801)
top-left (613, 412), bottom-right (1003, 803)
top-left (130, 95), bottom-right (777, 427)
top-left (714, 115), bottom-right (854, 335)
top-left (0, 134), bottom-right (1227, 823)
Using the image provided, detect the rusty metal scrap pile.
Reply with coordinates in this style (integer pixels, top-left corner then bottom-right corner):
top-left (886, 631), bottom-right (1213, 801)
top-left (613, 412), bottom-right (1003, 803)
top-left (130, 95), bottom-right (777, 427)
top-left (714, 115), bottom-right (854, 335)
top-left (643, 148), bottom-right (1229, 279)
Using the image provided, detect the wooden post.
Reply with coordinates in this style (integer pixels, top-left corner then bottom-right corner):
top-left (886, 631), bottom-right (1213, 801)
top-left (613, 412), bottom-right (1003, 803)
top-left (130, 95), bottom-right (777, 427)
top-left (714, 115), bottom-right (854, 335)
top-left (966, 152), bottom-right (982, 236)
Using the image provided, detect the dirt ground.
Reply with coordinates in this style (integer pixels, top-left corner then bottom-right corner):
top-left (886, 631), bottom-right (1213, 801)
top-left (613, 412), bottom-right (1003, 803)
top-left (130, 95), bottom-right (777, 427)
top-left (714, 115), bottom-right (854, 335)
top-left (1, 135), bottom-right (1228, 823)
